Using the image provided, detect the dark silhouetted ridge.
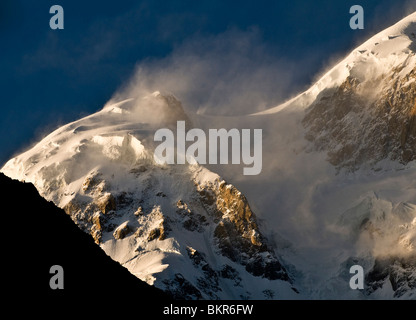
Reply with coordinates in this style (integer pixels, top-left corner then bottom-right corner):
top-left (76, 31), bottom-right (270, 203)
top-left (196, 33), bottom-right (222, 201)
top-left (1, 173), bottom-right (170, 316)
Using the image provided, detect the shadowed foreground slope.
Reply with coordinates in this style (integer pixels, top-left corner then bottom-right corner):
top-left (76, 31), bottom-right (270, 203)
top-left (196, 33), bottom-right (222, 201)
top-left (1, 173), bottom-right (170, 315)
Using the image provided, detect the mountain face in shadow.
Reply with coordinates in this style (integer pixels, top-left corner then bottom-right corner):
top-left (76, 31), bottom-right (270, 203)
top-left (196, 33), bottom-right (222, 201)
top-left (1, 173), bottom-right (170, 315)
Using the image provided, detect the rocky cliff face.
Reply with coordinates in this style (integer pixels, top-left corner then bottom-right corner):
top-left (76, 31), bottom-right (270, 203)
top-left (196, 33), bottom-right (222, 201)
top-left (366, 255), bottom-right (416, 298)
top-left (199, 179), bottom-right (289, 282)
top-left (303, 66), bottom-right (416, 172)
top-left (301, 19), bottom-right (416, 172)
top-left (62, 162), bottom-right (293, 299)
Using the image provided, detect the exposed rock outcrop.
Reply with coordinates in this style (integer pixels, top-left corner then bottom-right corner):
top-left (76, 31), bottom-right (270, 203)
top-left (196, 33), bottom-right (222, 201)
top-left (303, 68), bottom-right (416, 171)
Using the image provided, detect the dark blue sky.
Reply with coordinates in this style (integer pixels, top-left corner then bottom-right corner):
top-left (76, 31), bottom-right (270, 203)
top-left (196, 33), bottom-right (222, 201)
top-left (1, 0), bottom-right (415, 164)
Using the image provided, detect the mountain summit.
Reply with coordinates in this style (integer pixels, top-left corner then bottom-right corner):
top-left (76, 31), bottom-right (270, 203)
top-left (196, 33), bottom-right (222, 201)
top-left (258, 12), bottom-right (416, 171)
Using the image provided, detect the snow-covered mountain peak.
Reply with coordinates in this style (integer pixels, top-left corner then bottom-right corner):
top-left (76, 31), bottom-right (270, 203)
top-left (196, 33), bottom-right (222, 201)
top-left (291, 13), bottom-right (416, 171)
top-left (1, 90), bottom-right (298, 299)
top-left (2, 14), bottom-right (416, 300)
top-left (101, 91), bottom-right (191, 127)
top-left (256, 12), bottom-right (416, 116)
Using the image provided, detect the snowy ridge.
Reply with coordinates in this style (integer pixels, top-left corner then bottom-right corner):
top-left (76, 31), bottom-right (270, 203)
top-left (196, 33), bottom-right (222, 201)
top-left (254, 12), bottom-right (416, 115)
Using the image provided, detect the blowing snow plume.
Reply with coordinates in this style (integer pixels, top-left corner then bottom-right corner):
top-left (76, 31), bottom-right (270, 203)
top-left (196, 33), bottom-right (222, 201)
top-left (106, 28), bottom-right (310, 116)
